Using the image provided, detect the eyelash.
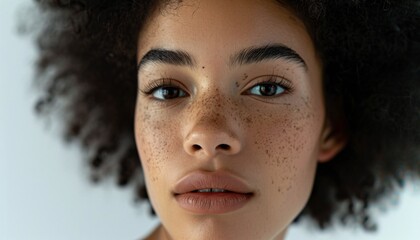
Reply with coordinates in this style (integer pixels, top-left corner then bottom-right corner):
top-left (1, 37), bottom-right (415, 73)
top-left (139, 78), bottom-right (179, 95)
top-left (251, 75), bottom-right (294, 94)
top-left (139, 75), bottom-right (294, 99)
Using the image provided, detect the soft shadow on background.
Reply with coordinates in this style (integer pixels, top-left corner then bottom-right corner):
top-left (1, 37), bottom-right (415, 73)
top-left (1, 0), bottom-right (419, 239)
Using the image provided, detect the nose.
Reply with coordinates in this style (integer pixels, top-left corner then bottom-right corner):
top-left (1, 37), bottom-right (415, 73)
top-left (182, 88), bottom-right (243, 158)
top-left (183, 128), bottom-right (242, 157)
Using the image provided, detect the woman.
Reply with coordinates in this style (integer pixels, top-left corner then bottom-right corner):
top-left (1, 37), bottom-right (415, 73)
top-left (32, 0), bottom-right (420, 239)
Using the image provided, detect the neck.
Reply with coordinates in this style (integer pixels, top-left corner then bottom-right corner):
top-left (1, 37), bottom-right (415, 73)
top-left (143, 224), bottom-right (287, 240)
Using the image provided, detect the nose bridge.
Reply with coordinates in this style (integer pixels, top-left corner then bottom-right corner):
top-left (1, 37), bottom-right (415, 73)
top-left (189, 86), bottom-right (234, 126)
top-left (183, 89), bottom-right (242, 158)
top-left (195, 90), bottom-right (227, 125)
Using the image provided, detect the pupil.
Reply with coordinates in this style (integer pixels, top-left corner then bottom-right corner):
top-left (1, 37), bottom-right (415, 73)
top-left (162, 87), bottom-right (179, 99)
top-left (260, 84), bottom-right (276, 96)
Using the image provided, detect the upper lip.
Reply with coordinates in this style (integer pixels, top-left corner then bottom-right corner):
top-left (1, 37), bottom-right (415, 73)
top-left (173, 170), bottom-right (253, 195)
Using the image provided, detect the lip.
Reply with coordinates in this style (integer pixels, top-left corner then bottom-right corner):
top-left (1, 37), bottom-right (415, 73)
top-left (173, 170), bottom-right (253, 195)
top-left (173, 170), bottom-right (254, 214)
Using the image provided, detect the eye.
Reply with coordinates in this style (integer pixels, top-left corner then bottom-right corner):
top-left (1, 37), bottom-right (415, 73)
top-left (151, 86), bottom-right (187, 100)
top-left (248, 83), bottom-right (284, 96)
top-left (139, 78), bottom-right (189, 100)
top-left (245, 75), bottom-right (293, 97)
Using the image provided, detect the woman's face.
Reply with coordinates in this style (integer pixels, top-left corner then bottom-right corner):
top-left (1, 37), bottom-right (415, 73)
top-left (135, 0), bottom-right (339, 239)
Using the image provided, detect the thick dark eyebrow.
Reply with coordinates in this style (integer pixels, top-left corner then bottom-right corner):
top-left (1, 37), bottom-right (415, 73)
top-left (230, 44), bottom-right (307, 70)
top-left (137, 49), bottom-right (195, 71)
top-left (137, 44), bottom-right (307, 71)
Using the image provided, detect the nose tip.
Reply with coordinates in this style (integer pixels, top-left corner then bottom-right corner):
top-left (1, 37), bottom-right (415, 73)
top-left (183, 131), bottom-right (241, 157)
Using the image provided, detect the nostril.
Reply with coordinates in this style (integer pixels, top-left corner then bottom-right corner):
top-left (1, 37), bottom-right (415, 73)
top-left (218, 144), bottom-right (231, 150)
top-left (192, 144), bottom-right (201, 151)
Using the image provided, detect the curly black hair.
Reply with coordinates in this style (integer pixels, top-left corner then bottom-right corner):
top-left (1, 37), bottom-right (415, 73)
top-left (31, 0), bottom-right (420, 231)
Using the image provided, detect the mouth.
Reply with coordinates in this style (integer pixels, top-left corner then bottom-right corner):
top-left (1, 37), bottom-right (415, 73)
top-left (173, 171), bottom-right (253, 195)
top-left (190, 188), bottom-right (235, 193)
top-left (174, 190), bottom-right (254, 215)
top-left (173, 171), bottom-right (254, 214)
top-left (178, 188), bottom-right (253, 194)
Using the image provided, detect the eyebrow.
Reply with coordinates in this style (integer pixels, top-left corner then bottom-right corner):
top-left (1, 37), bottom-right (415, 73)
top-left (231, 44), bottom-right (307, 70)
top-left (137, 44), bottom-right (307, 71)
top-left (137, 49), bottom-right (195, 70)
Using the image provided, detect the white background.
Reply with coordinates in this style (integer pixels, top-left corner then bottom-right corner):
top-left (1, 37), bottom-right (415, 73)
top-left (1, 1), bottom-right (419, 239)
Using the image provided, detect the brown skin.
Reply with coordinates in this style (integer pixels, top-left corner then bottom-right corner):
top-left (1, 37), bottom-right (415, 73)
top-left (134, 0), bottom-right (346, 239)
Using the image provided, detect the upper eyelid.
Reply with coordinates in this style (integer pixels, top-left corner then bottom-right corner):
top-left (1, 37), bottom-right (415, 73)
top-left (252, 74), bottom-right (290, 83)
top-left (247, 75), bottom-right (294, 90)
top-left (140, 78), bottom-right (188, 95)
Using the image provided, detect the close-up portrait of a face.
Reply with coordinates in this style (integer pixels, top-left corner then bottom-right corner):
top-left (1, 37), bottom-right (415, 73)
top-left (1, 0), bottom-right (419, 239)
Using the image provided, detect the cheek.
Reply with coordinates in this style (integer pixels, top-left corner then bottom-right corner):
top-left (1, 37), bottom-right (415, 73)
top-left (135, 101), bottom-right (193, 220)
top-left (134, 102), bottom-right (179, 200)
top-left (246, 99), bottom-right (322, 220)
top-left (248, 100), bottom-right (320, 164)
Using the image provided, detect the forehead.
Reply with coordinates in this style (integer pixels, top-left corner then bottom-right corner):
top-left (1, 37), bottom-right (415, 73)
top-left (137, 0), bottom-right (318, 72)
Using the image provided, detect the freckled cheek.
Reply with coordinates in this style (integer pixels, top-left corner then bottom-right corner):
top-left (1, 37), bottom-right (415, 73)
top-left (248, 107), bottom-right (319, 194)
top-left (247, 118), bottom-right (317, 229)
top-left (134, 107), bottom-right (181, 212)
top-left (135, 107), bottom-right (178, 182)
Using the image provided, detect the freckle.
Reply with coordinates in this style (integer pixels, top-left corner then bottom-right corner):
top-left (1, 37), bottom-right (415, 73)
top-left (235, 81), bottom-right (239, 87)
top-left (246, 117), bottom-right (252, 124)
top-left (202, 66), bottom-right (205, 69)
top-left (278, 187), bottom-right (281, 193)
top-left (242, 73), bottom-right (248, 81)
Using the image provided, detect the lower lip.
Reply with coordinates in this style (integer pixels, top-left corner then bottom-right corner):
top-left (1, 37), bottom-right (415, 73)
top-left (174, 192), bottom-right (253, 214)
